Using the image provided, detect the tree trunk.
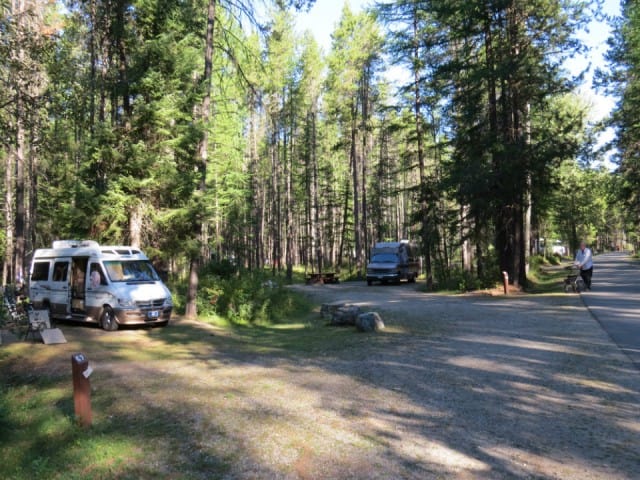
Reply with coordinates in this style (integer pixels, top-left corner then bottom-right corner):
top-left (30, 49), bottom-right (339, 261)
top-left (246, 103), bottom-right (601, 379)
top-left (360, 69), bottom-right (370, 266)
top-left (310, 109), bottom-right (322, 274)
top-left (4, 143), bottom-right (14, 286)
top-left (185, 0), bottom-right (216, 319)
top-left (284, 91), bottom-right (294, 281)
top-left (412, 23), bottom-right (432, 289)
top-left (185, 258), bottom-right (199, 319)
top-left (350, 99), bottom-right (361, 275)
top-left (524, 103), bottom-right (532, 276)
top-left (14, 95), bottom-right (26, 287)
top-left (461, 205), bottom-right (472, 272)
top-left (475, 221), bottom-right (484, 281)
top-left (88, 0), bottom-right (97, 130)
top-left (11, 0), bottom-right (26, 287)
top-left (338, 176), bottom-right (350, 269)
top-left (115, 0), bottom-right (131, 123)
top-left (248, 97), bottom-right (262, 271)
top-left (129, 202), bottom-right (143, 248)
top-left (270, 127), bottom-right (281, 275)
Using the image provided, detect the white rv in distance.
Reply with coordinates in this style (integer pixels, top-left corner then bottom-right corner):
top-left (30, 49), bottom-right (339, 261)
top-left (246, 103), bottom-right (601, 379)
top-left (29, 240), bottom-right (172, 331)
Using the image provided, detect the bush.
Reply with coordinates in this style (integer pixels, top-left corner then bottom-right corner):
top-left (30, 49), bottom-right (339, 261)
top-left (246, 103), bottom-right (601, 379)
top-left (201, 259), bottom-right (238, 279)
top-left (529, 255), bottom-right (545, 270)
top-left (431, 252), bottom-right (500, 292)
top-left (548, 254), bottom-right (561, 265)
top-left (529, 254), bottom-right (564, 269)
top-left (434, 267), bottom-right (484, 292)
top-left (195, 268), bottom-right (309, 324)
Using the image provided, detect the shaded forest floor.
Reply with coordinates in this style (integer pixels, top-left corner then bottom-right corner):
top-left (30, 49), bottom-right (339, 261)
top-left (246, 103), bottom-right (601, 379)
top-left (1, 282), bottom-right (639, 479)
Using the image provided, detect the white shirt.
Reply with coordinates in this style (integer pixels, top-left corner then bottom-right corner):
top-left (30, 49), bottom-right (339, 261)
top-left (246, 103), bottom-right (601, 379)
top-left (575, 247), bottom-right (593, 270)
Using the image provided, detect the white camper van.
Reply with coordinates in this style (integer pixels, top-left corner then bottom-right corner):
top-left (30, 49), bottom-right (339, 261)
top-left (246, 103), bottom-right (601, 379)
top-left (29, 240), bottom-right (172, 331)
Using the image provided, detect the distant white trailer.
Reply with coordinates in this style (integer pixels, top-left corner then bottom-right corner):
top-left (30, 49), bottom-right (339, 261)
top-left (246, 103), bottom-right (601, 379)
top-left (29, 240), bottom-right (172, 331)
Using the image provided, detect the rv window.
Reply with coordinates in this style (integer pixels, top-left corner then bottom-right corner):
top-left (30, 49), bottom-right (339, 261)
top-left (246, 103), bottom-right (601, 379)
top-left (89, 263), bottom-right (107, 287)
top-left (52, 262), bottom-right (69, 282)
top-left (31, 262), bottom-right (50, 281)
top-left (371, 253), bottom-right (399, 263)
top-left (104, 260), bottom-right (160, 282)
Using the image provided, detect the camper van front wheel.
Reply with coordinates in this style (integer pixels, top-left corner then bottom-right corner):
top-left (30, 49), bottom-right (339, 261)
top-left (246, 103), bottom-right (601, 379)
top-left (100, 307), bottom-right (119, 331)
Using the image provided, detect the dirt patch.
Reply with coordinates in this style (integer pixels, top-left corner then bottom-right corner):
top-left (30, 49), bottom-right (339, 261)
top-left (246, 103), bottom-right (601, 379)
top-left (2, 283), bottom-right (640, 479)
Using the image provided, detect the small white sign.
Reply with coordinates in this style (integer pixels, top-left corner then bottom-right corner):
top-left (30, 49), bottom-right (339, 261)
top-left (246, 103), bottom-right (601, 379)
top-left (82, 365), bottom-right (94, 379)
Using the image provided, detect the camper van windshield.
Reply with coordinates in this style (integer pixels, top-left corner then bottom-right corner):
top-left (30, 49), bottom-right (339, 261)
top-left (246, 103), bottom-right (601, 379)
top-left (371, 253), bottom-right (399, 263)
top-left (104, 260), bottom-right (160, 282)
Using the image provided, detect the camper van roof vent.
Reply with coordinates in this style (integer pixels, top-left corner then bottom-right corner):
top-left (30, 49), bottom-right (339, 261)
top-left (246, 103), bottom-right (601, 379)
top-left (100, 248), bottom-right (142, 256)
top-left (52, 240), bottom-right (100, 249)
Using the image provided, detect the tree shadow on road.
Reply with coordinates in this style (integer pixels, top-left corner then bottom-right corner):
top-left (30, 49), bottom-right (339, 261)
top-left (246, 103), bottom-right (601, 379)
top-left (1, 291), bottom-right (639, 479)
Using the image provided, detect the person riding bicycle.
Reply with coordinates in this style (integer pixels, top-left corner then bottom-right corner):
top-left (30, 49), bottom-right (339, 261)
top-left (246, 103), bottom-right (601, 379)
top-left (574, 241), bottom-right (593, 291)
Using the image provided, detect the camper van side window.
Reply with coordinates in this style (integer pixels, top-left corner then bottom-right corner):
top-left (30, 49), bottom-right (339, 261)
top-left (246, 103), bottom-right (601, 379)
top-left (89, 263), bottom-right (107, 287)
top-left (31, 262), bottom-right (50, 281)
top-left (52, 262), bottom-right (69, 282)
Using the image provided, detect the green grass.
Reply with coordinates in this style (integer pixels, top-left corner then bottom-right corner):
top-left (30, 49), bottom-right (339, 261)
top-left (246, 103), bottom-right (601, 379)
top-left (526, 261), bottom-right (570, 294)
top-left (0, 369), bottom-right (137, 480)
top-left (0, 380), bottom-right (226, 480)
top-left (0, 330), bottom-right (230, 479)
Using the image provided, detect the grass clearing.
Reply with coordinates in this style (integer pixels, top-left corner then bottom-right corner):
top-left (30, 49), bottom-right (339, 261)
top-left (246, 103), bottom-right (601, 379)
top-left (0, 293), bottom-right (411, 480)
top-left (1, 324), bottom-right (233, 479)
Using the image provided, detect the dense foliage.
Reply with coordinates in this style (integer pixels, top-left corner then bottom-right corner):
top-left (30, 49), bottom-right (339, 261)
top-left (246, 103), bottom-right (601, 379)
top-left (602, 0), bottom-right (640, 248)
top-left (0, 0), bottom-right (632, 316)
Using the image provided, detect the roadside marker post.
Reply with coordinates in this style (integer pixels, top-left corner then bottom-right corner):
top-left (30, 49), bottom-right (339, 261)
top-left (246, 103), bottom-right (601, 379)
top-left (71, 353), bottom-right (93, 427)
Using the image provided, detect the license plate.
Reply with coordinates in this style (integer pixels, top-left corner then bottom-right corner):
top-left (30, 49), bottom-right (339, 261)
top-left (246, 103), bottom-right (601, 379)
top-left (147, 310), bottom-right (159, 319)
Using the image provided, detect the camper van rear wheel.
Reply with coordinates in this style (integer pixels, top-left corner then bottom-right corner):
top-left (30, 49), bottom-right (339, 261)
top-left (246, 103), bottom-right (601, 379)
top-left (100, 307), bottom-right (119, 331)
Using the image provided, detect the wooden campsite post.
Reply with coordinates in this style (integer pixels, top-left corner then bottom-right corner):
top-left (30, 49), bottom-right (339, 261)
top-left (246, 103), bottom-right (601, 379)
top-left (71, 353), bottom-right (93, 427)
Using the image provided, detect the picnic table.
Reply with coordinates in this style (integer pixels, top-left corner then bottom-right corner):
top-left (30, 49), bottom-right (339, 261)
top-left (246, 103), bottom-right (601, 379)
top-left (305, 272), bottom-right (339, 285)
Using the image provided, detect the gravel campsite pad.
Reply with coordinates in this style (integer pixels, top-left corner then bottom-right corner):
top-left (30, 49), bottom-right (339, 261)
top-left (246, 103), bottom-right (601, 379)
top-left (283, 284), bottom-right (640, 479)
top-left (2, 283), bottom-right (640, 479)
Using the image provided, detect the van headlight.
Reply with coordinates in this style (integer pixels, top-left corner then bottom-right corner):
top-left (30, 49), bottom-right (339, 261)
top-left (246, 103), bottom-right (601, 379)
top-left (118, 298), bottom-right (136, 308)
top-left (164, 297), bottom-right (173, 308)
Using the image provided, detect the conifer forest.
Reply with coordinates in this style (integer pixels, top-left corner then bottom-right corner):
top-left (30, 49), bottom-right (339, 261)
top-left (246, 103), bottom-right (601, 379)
top-left (1, 0), bottom-right (638, 315)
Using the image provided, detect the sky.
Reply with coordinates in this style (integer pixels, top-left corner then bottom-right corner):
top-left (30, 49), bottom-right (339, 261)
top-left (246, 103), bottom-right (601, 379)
top-left (295, 0), bottom-right (622, 129)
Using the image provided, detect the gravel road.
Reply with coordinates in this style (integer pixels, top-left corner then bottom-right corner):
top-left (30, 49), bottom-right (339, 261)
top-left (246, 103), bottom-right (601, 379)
top-left (580, 252), bottom-right (640, 369)
top-left (286, 282), bottom-right (640, 479)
